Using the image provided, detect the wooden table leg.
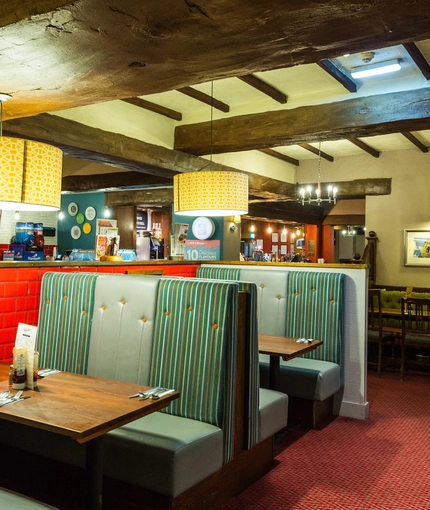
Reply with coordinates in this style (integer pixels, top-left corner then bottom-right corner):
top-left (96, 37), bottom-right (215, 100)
top-left (269, 355), bottom-right (280, 389)
top-left (85, 436), bottom-right (104, 510)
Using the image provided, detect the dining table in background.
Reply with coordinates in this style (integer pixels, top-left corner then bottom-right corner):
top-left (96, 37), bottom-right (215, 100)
top-left (258, 334), bottom-right (323, 389)
top-left (0, 363), bottom-right (178, 510)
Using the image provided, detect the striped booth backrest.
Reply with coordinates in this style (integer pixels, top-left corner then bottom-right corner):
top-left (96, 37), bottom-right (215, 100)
top-left (196, 266), bottom-right (241, 281)
top-left (37, 272), bottom-right (100, 374)
top-left (150, 278), bottom-right (238, 464)
top-left (285, 272), bottom-right (344, 364)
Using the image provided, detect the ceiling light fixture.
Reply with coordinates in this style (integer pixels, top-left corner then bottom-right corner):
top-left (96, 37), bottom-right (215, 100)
top-left (351, 59), bottom-right (401, 79)
top-left (300, 142), bottom-right (337, 206)
top-left (174, 82), bottom-right (248, 216)
top-left (342, 225), bottom-right (356, 236)
top-left (0, 94), bottom-right (62, 211)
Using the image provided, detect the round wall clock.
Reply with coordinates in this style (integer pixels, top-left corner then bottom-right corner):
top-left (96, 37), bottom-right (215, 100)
top-left (85, 206), bottom-right (96, 221)
top-left (192, 217), bottom-right (215, 240)
top-left (68, 202), bottom-right (78, 216)
top-left (76, 213), bottom-right (85, 225)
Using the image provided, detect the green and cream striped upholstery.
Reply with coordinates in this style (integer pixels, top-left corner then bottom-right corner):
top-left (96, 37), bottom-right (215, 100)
top-left (196, 266), bottom-right (241, 281)
top-left (150, 278), bottom-right (238, 464)
top-left (37, 272), bottom-right (99, 374)
top-left (194, 272), bottom-right (260, 449)
top-left (285, 272), bottom-right (344, 364)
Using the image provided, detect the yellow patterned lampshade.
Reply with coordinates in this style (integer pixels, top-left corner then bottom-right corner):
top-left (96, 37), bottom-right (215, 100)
top-left (0, 136), bottom-right (62, 211)
top-left (174, 171), bottom-right (248, 216)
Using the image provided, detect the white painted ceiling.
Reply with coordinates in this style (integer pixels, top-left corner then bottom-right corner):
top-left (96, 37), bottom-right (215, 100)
top-left (140, 42), bottom-right (430, 163)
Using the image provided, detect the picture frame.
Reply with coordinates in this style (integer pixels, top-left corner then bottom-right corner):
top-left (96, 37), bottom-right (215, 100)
top-left (404, 230), bottom-right (430, 266)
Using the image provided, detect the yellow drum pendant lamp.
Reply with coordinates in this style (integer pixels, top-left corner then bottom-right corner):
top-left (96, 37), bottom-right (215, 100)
top-left (174, 170), bottom-right (248, 216)
top-left (0, 94), bottom-right (62, 212)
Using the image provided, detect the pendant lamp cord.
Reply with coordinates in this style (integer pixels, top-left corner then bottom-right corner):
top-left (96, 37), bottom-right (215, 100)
top-left (210, 80), bottom-right (214, 170)
top-left (0, 101), bottom-right (3, 136)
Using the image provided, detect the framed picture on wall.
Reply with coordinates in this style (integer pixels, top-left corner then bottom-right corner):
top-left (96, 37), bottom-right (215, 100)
top-left (404, 230), bottom-right (430, 266)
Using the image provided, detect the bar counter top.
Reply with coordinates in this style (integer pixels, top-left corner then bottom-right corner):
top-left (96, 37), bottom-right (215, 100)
top-left (0, 259), bottom-right (367, 269)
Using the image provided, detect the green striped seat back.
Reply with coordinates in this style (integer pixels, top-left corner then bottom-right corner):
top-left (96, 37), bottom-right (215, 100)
top-left (150, 278), bottom-right (238, 464)
top-left (194, 270), bottom-right (260, 449)
top-left (196, 266), bottom-right (241, 280)
top-left (285, 272), bottom-right (344, 364)
top-left (37, 272), bottom-right (99, 374)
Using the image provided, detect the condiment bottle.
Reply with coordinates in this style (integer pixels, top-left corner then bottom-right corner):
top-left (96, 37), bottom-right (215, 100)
top-left (12, 346), bottom-right (27, 390)
top-left (8, 364), bottom-right (14, 387)
top-left (33, 351), bottom-right (39, 389)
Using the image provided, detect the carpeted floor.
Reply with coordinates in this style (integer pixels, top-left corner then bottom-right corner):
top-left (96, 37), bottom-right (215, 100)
top-left (222, 371), bottom-right (430, 509)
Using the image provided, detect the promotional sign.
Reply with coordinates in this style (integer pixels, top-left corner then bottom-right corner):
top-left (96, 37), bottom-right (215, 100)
top-left (184, 240), bottom-right (220, 261)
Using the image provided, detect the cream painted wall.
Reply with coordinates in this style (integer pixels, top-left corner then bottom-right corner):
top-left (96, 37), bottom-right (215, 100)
top-left (299, 149), bottom-right (430, 287)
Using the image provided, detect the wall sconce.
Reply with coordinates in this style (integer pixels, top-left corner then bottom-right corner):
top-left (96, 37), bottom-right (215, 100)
top-left (230, 215), bottom-right (241, 232)
top-left (58, 210), bottom-right (64, 220)
top-left (250, 224), bottom-right (255, 232)
top-left (268, 224), bottom-right (272, 234)
top-left (296, 228), bottom-right (301, 237)
top-left (14, 211), bottom-right (20, 220)
top-left (104, 206), bottom-right (110, 218)
top-left (282, 225), bottom-right (287, 235)
top-left (291, 233), bottom-right (296, 239)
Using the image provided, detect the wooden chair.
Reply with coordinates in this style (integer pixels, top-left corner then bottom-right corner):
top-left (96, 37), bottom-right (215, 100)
top-left (400, 297), bottom-right (430, 380)
top-left (368, 289), bottom-right (396, 377)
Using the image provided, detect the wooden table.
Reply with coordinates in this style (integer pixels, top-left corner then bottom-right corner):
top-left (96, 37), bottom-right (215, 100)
top-left (0, 366), bottom-right (178, 510)
top-left (258, 334), bottom-right (322, 389)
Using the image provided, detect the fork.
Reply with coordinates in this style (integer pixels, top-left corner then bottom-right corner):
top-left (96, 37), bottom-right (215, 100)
top-left (0, 390), bottom-right (24, 408)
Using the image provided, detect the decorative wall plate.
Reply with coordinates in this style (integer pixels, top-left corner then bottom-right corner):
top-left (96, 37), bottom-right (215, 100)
top-left (83, 222), bottom-right (92, 235)
top-left (76, 213), bottom-right (85, 225)
top-left (71, 225), bottom-right (81, 239)
top-left (85, 206), bottom-right (96, 221)
top-left (68, 202), bottom-right (78, 216)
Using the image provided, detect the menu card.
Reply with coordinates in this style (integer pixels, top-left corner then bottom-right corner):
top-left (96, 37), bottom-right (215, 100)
top-left (15, 323), bottom-right (38, 389)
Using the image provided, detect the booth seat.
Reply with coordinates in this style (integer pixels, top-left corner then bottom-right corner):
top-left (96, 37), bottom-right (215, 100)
top-left (0, 272), bottom-right (287, 509)
top-left (0, 488), bottom-right (58, 509)
top-left (197, 266), bottom-right (344, 429)
top-left (378, 290), bottom-right (430, 328)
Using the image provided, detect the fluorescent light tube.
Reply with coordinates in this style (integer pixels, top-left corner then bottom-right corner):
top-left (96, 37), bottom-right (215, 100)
top-left (351, 59), bottom-right (401, 79)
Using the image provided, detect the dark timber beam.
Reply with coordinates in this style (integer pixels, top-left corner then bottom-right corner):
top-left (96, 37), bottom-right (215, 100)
top-left (403, 43), bottom-right (430, 80)
top-left (299, 143), bottom-right (334, 162)
top-left (238, 75), bottom-right (287, 104)
top-left (317, 60), bottom-right (357, 93)
top-left (176, 87), bottom-right (229, 113)
top-left (258, 149), bottom-right (299, 167)
top-left (121, 98), bottom-right (182, 121)
top-left (3, 113), bottom-right (294, 201)
top-left (62, 172), bottom-right (173, 192)
top-left (347, 138), bottom-right (380, 158)
top-left (174, 88), bottom-right (430, 155)
top-left (401, 132), bottom-right (429, 152)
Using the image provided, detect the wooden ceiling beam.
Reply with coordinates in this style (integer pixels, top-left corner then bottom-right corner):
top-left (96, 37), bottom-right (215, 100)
top-left (174, 88), bottom-right (430, 155)
top-left (317, 60), bottom-right (357, 93)
top-left (258, 148), bottom-right (299, 166)
top-left (3, 113), bottom-right (295, 202)
top-left (238, 75), bottom-right (287, 104)
top-left (299, 143), bottom-right (334, 162)
top-left (401, 131), bottom-right (429, 152)
top-left (62, 172), bottom-right (173, 192)
top-left (403, 42), bottom-right (430, 80)
top-left (121, 97), bottom-right (182, 121)
top-left (347, 138), bottom-right (380, 158)
top-left (176, 87), bottom-right (229, 113)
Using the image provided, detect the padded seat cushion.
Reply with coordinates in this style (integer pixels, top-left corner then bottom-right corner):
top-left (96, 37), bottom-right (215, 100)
top-left (260, 356), bottom-right (341, 402)
top-left (104, 412), bottom-right (223, 498)
top-left (0, 488), bottom-right (58, 509)
top-left (258, 388), bottom-right (288, 443)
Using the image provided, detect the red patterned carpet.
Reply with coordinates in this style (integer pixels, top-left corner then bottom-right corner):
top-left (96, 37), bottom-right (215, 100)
top-left (222, 371), bottom-right (430, 509)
